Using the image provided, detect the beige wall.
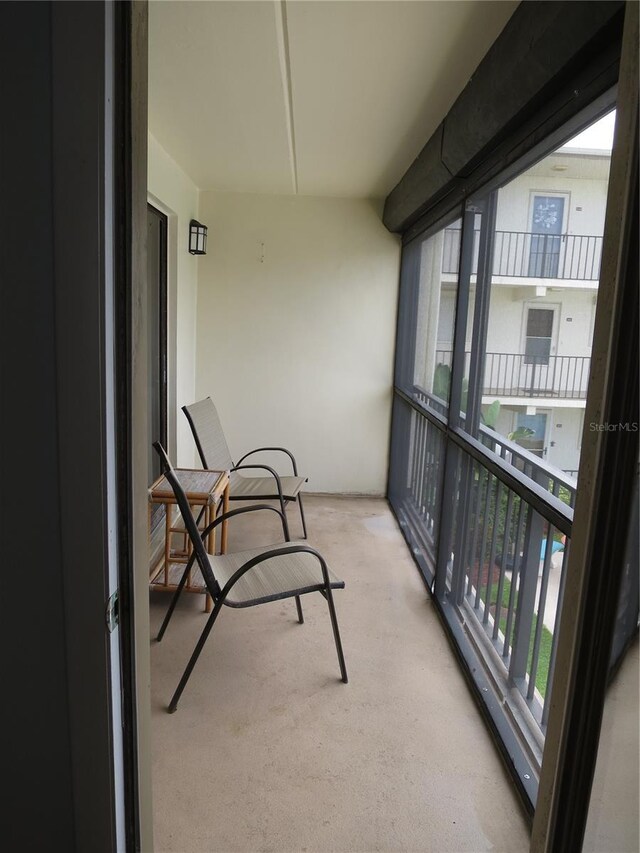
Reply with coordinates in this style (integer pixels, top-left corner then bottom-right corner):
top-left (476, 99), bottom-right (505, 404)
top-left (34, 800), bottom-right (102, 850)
top-left (148, 133), bottom-right (200, 465)
top-left (485, 286), bottom-right (597, 358)
top-left (195, 192), bottom-right (401, 494)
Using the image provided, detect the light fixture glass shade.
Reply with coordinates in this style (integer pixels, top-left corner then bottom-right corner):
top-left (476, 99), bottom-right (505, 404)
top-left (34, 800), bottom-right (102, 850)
top-left (189, 220), bottom-right (207, 255)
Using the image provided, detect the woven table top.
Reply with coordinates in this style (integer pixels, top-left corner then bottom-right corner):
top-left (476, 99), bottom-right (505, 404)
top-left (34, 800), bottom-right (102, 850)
top-left (149, 468), bottom-right (229, 504)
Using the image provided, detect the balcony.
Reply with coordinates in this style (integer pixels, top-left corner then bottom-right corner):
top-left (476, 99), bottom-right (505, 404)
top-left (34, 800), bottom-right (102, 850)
top-left (435, 350), bottom-right (591, 400)
top-left (442, 227), bottom-right (603, 282)
top-left (149, 495), bottom-right (532, 851)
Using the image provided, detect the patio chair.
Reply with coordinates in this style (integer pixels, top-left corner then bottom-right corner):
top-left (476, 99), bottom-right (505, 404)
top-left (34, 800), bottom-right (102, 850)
top-left (183, 397), bottom-right (308, 540)
top-left (153, 442), bottom-right (348, 713)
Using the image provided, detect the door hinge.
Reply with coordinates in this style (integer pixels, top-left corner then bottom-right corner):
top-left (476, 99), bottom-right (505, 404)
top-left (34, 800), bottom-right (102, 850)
top-left (106, 590), bottom-right (119, 633)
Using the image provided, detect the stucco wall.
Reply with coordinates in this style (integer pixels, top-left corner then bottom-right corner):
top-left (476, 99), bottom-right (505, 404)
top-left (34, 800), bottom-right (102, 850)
top-left (195, 192), bottom-right (401, 494)
top-left (496, 161), bottom-right (610, 236)
top-left (486, 286), bottom-right (597, 358)
top-left (148, 133), bottom-right (200, 465)
top-left (493, 404), bottom-right (583, 473)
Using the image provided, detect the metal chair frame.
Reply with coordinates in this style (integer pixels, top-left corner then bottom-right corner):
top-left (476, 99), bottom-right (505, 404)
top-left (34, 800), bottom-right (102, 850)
top-left (153, 442), bottom-right (347, 713)
top-left (183, 400), bottom-right (308, 540)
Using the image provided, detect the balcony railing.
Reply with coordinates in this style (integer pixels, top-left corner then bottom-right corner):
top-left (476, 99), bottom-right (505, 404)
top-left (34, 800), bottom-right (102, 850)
top-left (442, 228), bottom-right (603, 282)
top-left (395, 391), bottom-right (576, 741)
top-left (452, 429), bottom-right (575, 735)
top-left (409, 386), bottom-right (577, 505)
top-left (435, 350), bottom-right (591, 400)
top-left (477, 422), bottom-right (577, 505)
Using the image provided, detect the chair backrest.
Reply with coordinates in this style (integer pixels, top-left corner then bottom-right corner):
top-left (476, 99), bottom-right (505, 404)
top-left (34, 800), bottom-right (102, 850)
top-left (153, 442), bottom-right (221, 597)
top-left (183, 397), bottom-right (234, 470)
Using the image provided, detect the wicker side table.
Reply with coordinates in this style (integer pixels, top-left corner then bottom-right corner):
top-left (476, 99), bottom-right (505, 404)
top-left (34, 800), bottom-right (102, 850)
top-left (149, 468), bottom-right (230, 612)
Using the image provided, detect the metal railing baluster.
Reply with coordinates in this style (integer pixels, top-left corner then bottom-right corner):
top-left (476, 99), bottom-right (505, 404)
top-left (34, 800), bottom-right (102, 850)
top-left (483, 476), bottom-right (501, 625)
top-left (493, 486), bottom-right (514, 639)
top-left (509, 502), bottom-right (543, 683)
top-left (475, 470), bottom-right (494, 610)
top-left (528, 525), bottom-right (555, 701)
top-left (503, 497), bottom-right (528, 658)
top-left (465, 460), bottom-right (482, 597)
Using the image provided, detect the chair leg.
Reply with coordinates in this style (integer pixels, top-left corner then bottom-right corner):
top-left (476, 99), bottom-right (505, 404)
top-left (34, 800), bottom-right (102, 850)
top-left (279, 493), bottom-right (291, 540)
top-left (297, 492), bottom-right (308, 539)
top-left (295, 595), bottom-right (304, 624)
top-left (157, 505), bottom-right (209, 641)
top-left (324, 586), bottom-right (348, 683)
top-left (168, 597), bottom-right (224, 713)
top-left (156, 553), bottom-right (197, 642)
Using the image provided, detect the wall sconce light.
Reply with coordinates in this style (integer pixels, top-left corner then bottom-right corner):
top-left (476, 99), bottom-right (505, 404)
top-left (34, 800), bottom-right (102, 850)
top-left (188, 220), bottom-right (208, 255)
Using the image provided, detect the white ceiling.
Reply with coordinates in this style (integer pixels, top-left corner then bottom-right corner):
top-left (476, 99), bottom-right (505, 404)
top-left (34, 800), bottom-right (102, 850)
top-left (149, 0), bottom-right (519, 198)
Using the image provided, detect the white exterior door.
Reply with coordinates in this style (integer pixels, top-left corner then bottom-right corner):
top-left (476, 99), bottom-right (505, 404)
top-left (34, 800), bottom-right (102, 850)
top-left (528, 192), bottom-right (570, 278)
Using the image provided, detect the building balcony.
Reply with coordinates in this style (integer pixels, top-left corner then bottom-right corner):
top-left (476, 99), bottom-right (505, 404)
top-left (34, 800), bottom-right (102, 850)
top-left (442, 227), bottom-right (603, 283)
top-left (435, 350), bottom-right (591, 401)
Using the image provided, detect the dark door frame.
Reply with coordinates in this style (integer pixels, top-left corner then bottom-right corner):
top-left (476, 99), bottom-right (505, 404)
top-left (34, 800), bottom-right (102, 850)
top-left (147, 202), bottom-right (169, 472)
top-left (0, 1), bottom-right (148, 849)
top-left (531, 4), bottom-right (639, 849)
top-left (50, 2), bottom-right (136, 849)
top-left (114, 2), bottom-right (152, 849)
top-left (114, 3), bottom-right (146, 849)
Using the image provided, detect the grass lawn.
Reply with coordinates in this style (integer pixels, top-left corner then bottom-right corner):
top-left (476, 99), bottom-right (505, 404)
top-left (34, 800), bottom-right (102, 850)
top-left (489, 577), bottom-right (554, 697)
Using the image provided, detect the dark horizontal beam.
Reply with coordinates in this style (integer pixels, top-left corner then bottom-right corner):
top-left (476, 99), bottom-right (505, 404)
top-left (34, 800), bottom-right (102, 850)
top-left (448, 426), bottom-right (573, 537)
top-left (393, 388), bottom-right (573, 536)
top-left (383, 0), bottom-right (624, 235)
top-left (394, 386), bottom-right (448, 433)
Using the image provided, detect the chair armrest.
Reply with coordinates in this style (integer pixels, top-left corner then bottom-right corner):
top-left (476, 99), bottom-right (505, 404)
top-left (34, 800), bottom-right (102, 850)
top-left (219, 545), bottom-right (332, 602)
top-left (199, 504), bottom-right (289, 543)
top-left (235, 447), bottom-right (299, 476)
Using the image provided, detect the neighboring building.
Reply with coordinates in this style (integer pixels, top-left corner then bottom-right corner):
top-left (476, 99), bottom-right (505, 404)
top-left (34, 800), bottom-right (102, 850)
top-left (433, 131), bottom-right (612, 479)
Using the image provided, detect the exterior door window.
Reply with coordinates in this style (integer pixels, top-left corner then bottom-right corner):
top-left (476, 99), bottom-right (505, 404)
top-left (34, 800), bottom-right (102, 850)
top-left (528, 195), bottom-right (565, 277)
top-left (524, 307), bottom-right (554, 365)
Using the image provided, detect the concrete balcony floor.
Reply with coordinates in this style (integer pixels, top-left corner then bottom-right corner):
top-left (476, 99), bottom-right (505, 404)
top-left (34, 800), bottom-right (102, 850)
top-left (150, 496), bottom-right (530, 852)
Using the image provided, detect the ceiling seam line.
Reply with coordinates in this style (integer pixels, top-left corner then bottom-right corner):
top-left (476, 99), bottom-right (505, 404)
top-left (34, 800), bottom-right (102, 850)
top-left (277, 0), bottom-right (299, 194)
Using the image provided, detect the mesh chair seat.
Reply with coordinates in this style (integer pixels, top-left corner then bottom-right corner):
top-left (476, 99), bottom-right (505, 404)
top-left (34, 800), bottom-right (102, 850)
top-left (229, 471), bottom-right (306, 501)
top-left (209, 540), bottom-right (344, 607)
